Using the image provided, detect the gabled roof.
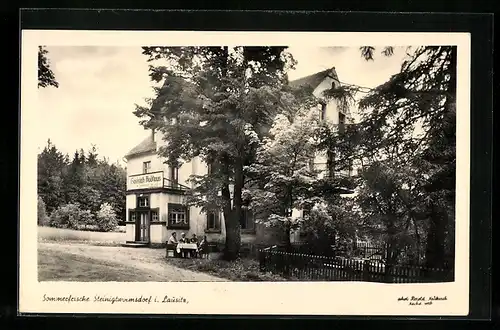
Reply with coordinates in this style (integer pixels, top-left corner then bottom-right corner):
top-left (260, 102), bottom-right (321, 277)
top-left (289, 67), bottom-right (338, 90)
top-left (124, 134), bottom-right (156, 159)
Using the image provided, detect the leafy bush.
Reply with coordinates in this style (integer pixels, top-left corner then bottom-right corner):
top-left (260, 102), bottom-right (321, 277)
top-left (37, 196), bottom-right (50, 226)
top-left (49, 203), bottom-right (94, 230)
top-left (95, 202), bottom-right (118, 232)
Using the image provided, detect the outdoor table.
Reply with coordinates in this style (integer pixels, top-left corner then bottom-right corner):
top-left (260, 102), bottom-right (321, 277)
top-left (176, 243), bottom-right (198, 254)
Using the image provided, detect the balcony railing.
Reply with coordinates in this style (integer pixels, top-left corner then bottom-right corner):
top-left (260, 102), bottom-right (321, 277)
top-left (164, 178), bottom-right (190, 191)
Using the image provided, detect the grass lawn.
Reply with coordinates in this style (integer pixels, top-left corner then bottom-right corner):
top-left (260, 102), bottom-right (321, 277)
top-left (38, 247), bottom-right (167, 281)
top-left (38, 226), bottom-right (126, 246)
top-left (163, 256), bottom-right (290, 282)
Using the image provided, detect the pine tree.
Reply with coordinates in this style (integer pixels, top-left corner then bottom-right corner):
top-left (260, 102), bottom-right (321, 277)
top-left (37, 139), bottom-right (67, 213)
top-left (327, 46), bottom-right (457, 269)
top-left (38, 46), bottom-right (59, 88)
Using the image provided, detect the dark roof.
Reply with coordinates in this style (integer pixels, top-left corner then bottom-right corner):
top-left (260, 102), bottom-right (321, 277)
top-left (289, 67), bottom-right (337, 89)
top-left (124, 134), bottom-right (156, 159)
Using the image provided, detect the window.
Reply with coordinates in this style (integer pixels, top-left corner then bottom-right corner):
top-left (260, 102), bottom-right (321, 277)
top-left (207, 160), bottom-right (217, 175)
top-left (308, 157), bottom-right (315, 172)
top-left (143, 161), bottom-right (151, 174)
top-left (327, 151), bottom-right (335, 179)
top-left (206, 211), bottom-right (221, 231)
top-left (319, 103), bottom-right (327, 121)
top-left (170, 166), bottom-right (179, 184)
top-left (241, 208), bottom-right (255, 231)
top-left (129, 211), bottom-right (137, 222)
top-left (151, 210), bottom-right (159, 222)
top-left (137, 195), bottom-right (150, 208)
top-left (339, 113), bottom-right (346, 134)
top-left (168, 203), bottom-right (189, 228)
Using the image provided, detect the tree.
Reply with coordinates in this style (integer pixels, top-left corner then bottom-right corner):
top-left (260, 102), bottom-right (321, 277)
top-left (95, 202), bottom-right (119, 232)
top-left (330, 46), bottom-right (457, 270)
top-left (96, 162), bottom-right (127, 223)
top-left (49, 203), bottom-right (93, 230)
top-left (62, 150), bottom-right (85, 205)
top-left (355, 161), bottom-right (426, 267)
top-left (37, 139), bottom-right (68, 213)
top-left (38, 46), bottom-right (59, 88)
top-left (135, 46), bottom-right (303, 260)
top-left (37, 196), bottom-right (50, 226)
top-left (243, 109), bottom-right (323, 248)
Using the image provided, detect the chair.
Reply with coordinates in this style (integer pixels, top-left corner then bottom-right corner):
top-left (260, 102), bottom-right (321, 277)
top-left (166, 243), bottom-right (177, 258)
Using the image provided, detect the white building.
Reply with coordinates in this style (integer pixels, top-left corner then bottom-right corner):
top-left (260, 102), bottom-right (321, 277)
top-left (123, 67), bottom-right (352, 247)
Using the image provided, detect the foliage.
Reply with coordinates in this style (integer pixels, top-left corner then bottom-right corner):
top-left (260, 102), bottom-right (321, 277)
top-left (38, 140), bottom-right (127, 228)
top-left (38, 46), bottom-right (59, 88)
top-left (163, 255), bottom-right (287, 281)
top-left (354, 161), bottom-right (427, 265)
top-left (49, 203), bottom-right (94, 230)
top-left (135, 46), bottom-right (308, 260)
top-left (38, 196), bottom-right (50, 226)
top-left (359, 46), bottom-right (395, 61)
top-left (37, 139), bottom-right (67, 213)
top-left (319, 46), bottom-right (457, 268)
top-left (244, 108), bottom-right (333, 245)
top-left (95, 203), bottom-right (119, 232)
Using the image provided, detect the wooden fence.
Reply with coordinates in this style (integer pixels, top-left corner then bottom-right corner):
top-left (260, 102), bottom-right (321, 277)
top-left (258, 248), bottom-right (453, 283)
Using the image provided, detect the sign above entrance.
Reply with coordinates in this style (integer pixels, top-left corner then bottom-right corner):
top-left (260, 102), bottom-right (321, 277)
top-left (128, 171), bottom-right (164, 191)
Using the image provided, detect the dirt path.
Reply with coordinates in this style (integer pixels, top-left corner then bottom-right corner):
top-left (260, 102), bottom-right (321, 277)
top-left (38, 242), bottom-right (226, 282)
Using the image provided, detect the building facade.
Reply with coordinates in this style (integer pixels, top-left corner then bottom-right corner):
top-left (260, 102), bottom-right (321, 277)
top-left (124, 67), bottom-right (352, 246)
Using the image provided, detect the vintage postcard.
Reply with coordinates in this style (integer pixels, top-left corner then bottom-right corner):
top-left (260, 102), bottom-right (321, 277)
top-left (20, 30), bottom-right (470, 315)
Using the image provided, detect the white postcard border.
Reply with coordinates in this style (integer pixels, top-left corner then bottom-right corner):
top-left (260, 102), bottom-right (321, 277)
top-left (20, 30), bottom-right (470, 315)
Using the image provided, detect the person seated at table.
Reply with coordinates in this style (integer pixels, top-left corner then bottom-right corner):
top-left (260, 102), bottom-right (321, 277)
top-left (188, 234), bottom-right (199, 257)
top-left (178, 233), bottom-right (189, 257)
top-left (190, 233), bottom-right (198, 244)
top-left (198, 235), bottom-right (209, 258)
top-left (167, 232), bottom-right (178, 245)
top-left (167, 232), bottom-right (179, 257)
top-left (179, 232), bottom-right (188, 243)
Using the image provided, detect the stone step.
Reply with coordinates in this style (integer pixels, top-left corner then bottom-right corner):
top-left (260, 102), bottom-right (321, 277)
top-left (121, 241), bottom-right (149, 248)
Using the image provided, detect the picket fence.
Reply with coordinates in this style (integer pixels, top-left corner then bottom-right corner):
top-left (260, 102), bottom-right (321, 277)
top-left (258, 248), bottom-right (453, 283)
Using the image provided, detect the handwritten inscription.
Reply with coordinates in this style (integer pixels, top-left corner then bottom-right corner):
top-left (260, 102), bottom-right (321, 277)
top-left (397, 296), bottom-right (448, 306)
top-left (42, 294), bottom-right (189, 305)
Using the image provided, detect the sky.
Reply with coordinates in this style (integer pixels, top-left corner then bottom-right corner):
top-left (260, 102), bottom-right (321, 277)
top-left (37, 46), bottom-right (409, 165)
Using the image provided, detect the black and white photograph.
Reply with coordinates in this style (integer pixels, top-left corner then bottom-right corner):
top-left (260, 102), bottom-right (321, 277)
top-left (20, 30), bottom-right (471, 315)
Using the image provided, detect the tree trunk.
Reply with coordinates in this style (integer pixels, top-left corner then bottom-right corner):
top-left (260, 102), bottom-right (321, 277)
top-left (283, 222), bottom-right (292, 251)
top-left (221, 183), bottom-right (241, 261)
top-left (424, 47), bottom-right (456, 272)
top-left (222, 156), bottom-right (244, 261)
top-left (424, 204), bottom-right (447, 270)
top-left (384, 218), bottom-right (398, 282)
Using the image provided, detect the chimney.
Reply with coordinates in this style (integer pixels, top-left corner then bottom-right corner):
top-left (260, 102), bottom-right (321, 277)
top-left (330, 66), bottom-right (338, 79)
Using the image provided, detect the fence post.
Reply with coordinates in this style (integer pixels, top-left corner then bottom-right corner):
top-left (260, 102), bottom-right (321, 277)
top-left (362, 260), bottom-right (370, 282)
top-left (258, 249), bottom-right (265, 272)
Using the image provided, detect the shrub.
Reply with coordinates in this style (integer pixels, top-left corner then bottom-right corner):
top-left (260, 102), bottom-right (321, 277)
top-left (95, 202), bottom-right (118, 232)
top-left (49, 203), bottom-right (94, 230)
top-left (37, 196), bottom-right (50, 226)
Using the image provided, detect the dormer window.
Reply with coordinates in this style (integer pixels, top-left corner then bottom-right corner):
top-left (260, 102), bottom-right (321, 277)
top-left (143, 161), bottom-right (151, 174)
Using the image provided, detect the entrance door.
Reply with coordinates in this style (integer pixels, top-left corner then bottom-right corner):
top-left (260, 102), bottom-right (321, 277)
top-left (135, 211), bottom-right (150, 242)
